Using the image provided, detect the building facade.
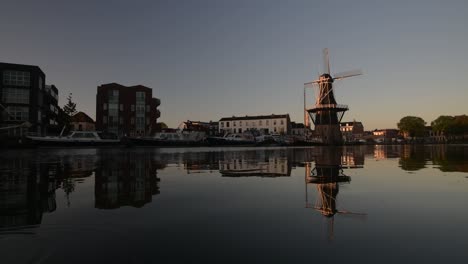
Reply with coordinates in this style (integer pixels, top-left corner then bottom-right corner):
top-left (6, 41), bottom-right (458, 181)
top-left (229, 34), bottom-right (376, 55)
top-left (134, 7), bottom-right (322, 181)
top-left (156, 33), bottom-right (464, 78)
top-left (340, 121), bottom-right (364, 141)
top-left (219, 114), bottom-right (291, 135)
top-left (71, 111), bottom-right (95, 131)
top-left (0, 63), bottom-right (59, 136)
top-left (96, 83), bottom-right (160, 137)
top-left (291, 122), bottom-right (313, 139)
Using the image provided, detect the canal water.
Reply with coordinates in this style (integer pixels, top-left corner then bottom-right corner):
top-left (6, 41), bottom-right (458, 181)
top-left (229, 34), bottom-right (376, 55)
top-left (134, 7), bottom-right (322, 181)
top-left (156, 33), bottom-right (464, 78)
top-left (0, 145), bottom-right (467, 263)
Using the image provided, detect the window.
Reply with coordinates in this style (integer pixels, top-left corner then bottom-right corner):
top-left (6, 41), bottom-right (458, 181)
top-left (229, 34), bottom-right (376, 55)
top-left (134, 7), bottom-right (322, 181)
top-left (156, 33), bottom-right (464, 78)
top-left (38, 77), bottom-right (43, 90)
top-left (146, 117), bottom-right (150, 125)
top-left (131, 117), bottom-right (135, 125)
top-left (2, 88), bottom-right (30, 104)
top-left (119, 117), bottom-right (123, 125)
top-left (103, 103), bottom-right (107, 110)
top-left (233, 122), bottom-right (236, 127)
top-left (131, 105), bottom-right (135, 111)
top-left (238, 128), bottom-right (242, 133)
top-left (266, 120), bottom-right (269, 125)
top-left (103, 116), bottom-right (107, 124)
top-left (280, 120), bottom-right (284, 125)
top-left (146, 105), bottom-right (150, 112)
top-left (136, 92), bottom-right (146, 131)
top-left (259, 120), bottom-right (262, 125)
top-left (37, 110), bottom-right (42, 122)
top-left (274, 120), bottom-right (277, 125)
top-left (4, 106), bottom-right (29, 121)
top-left (3, 71), bottom-right (30, 86)
top-left (226, 122), bottom-right (230, 127)
top-left (220, 122), bottom-right (224, 128)
top-left (120, 104), bottom-right (123, 111)
top-left (239, 121), bottom-right (242, 126)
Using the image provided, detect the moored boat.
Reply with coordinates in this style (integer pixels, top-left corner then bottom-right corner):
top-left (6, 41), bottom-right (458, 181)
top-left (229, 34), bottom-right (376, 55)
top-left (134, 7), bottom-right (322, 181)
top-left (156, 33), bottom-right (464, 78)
top-left (127, 129), bottom-right (207, 146)
top-left (206, 133), bottom-right (256, 146)
top-left (26, 131), bottom-right (120, 146)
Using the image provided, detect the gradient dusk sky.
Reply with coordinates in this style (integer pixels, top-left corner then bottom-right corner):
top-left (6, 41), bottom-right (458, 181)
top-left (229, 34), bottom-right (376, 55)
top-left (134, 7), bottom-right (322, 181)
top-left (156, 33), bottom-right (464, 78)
top-left (1, 0), bottom-right (467, 129)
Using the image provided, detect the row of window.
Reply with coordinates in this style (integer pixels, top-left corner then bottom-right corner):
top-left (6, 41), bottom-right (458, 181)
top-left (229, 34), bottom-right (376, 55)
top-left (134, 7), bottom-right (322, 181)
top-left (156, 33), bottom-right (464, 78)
top-left (103, 103), bottom-right (151, 112)
top-left (3, 71), bottom-right (31, 87)
top-left (221, 127), bottom-right (285, 133)
top-left (102, 116), bottom-right (152, 125)
top-left (2, 87), bottom-right (30, 104)
top-left (3, 106), bottom-right (29, 121)
top-left (220, 119), bottom-right (285, 128)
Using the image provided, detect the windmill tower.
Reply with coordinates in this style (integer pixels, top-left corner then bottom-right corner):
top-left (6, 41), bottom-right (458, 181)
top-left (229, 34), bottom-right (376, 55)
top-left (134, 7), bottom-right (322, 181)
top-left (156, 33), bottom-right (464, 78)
top-left (304, 49), bottom-right (362, 145)
top-left (305, 147), bottom-right (366, 240)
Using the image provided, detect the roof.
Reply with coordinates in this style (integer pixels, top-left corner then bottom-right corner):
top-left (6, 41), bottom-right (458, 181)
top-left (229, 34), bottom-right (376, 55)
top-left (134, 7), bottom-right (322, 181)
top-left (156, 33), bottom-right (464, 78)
top-left (98, 83), bottom-right (152, 90)
top-left (71, 112), bottom-right (95, 123)
top-left (219, 114), bottom-right (290, 122)
top-left (0, 62), bottom-right (45, 75)
top-left (340, 121), bottom-right (363, 126)
top-left (291, 122), bottom-right (305, 128)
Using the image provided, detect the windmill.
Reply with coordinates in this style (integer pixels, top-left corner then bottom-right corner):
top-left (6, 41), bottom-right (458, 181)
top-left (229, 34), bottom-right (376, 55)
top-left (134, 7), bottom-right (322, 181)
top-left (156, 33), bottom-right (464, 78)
top-left (304, 48), bottom-right (362, 145)
top-left (304, 147), bottom-right (366, 240)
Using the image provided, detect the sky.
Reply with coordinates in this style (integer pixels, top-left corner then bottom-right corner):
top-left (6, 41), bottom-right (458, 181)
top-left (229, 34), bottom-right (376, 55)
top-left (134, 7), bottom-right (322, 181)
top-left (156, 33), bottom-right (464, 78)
top-left (1, 0), bottom-right (467, 129)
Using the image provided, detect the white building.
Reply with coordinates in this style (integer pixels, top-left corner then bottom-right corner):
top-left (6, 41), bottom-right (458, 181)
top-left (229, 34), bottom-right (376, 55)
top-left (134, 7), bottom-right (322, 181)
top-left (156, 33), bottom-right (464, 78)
top-left (219, 114), bottom-right (291, 135)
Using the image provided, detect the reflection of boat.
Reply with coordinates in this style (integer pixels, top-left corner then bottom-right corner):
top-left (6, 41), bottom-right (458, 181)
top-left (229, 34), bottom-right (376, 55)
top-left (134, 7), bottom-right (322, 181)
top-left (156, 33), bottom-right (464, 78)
top-left (206, 133), bottom-right (256, 146)
top-left (27, 131), bottom-right (120, 146)
top-left (128, 129), bottom-right (206, 146)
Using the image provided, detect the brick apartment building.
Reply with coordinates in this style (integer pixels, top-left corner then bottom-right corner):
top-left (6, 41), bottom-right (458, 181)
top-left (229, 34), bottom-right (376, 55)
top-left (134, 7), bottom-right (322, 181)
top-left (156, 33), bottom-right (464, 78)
top-left (0, 62), bottom-right (60, 136)
top-left (96, 83), bottom-right (161, 137)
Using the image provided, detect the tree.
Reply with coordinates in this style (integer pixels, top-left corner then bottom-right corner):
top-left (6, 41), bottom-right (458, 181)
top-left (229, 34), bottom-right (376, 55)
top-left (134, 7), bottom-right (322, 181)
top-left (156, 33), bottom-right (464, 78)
top-left (63, 93), bottom-right (77, 117)
top-left (431, 115), bottom-right (468, 140)
top-left (431, 115), bottom-right (455, 134)
top-left (61, 93), bottom-right (77, 133)
top-left (451, 115), bottom-right (468, 135)
top-left (158, 122), bottom-right (168, 129)
top-left (397, 116), bottom-right (426, 139)
top-left (155, 122), bottom-right (168, 132)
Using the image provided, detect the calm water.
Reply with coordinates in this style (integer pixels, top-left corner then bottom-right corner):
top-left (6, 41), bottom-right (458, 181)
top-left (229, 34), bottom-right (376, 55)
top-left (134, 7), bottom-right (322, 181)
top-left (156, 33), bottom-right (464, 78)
top-left (1, 145), bottom-right (467, 263)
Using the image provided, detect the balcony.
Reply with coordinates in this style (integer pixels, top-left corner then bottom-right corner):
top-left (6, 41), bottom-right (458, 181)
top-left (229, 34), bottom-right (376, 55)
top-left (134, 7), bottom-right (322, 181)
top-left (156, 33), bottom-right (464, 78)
top-left (155, 109), bottom-right (161, 118)
top-left (307, 104), bottom-right (348, 113)
top-left (154, 98), bottom-right (161, 107)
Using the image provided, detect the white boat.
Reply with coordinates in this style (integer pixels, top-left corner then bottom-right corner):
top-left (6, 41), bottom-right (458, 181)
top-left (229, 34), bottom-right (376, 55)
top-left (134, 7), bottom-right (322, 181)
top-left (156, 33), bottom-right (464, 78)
top-left (27, 131), bottom-right (120, 146)
top-left (206, 133), bottom-right (256, 145)
top-left (128, 130), bottom-right (206, 146)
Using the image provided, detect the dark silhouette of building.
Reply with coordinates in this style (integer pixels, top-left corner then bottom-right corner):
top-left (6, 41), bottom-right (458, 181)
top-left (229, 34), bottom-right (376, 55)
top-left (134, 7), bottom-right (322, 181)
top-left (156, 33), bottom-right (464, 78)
top-left (0, 62), bottom-right (60, 136)
top-left (94, 151), bottom-right (161, 209)
top-left (0, 157), bottom-right (57, 228)
top-left (96, 83), bottom-right (161, 137)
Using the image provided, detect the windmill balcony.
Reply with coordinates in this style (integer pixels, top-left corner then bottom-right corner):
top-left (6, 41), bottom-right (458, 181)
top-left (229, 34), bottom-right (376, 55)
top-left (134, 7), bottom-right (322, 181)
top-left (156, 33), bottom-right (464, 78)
top-left (307, 104), bottom-right (349, 113)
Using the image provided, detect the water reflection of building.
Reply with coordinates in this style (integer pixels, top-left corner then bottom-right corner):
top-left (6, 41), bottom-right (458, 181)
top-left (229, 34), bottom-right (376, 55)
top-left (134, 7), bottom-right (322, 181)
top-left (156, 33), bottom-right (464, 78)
top-left (305, 147), bottom-right (365, 240)
top-left (220, 157), bottom-right (291, 177)
top-left (374, 145), bottom-right (401, 160)
top-left (184, 151), bottom-right (220, 173)
top-left (219, 150), bottom-right (292, 177)
top-left (95, 151), bottom-right (161, 209)
top-left (0, 158), bottom-right (57, 228)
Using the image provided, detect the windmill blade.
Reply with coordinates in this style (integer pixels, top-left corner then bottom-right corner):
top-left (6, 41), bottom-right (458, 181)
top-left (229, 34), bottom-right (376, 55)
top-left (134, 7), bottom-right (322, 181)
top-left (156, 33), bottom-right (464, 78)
top-left (323, 48), bottom-right (330, 74)
top-left (336, 210), bottom-right (367, 217)
top-left (333, 69), bottom-right (363, 80)
top-left (304, 81), bottom-right (317, 89)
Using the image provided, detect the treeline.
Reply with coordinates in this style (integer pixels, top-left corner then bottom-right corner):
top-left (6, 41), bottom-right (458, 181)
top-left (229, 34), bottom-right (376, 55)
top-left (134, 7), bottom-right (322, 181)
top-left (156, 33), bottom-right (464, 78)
top-left (397, 115), bottom-right (468, 138)
top-left (431, 115), bottom-right (468, 136)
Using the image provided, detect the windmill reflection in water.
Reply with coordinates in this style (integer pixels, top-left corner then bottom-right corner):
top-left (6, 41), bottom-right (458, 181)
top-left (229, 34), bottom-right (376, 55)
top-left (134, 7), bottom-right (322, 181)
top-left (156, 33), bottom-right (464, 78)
top-left (305, 148), bottom-right (366, 240)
